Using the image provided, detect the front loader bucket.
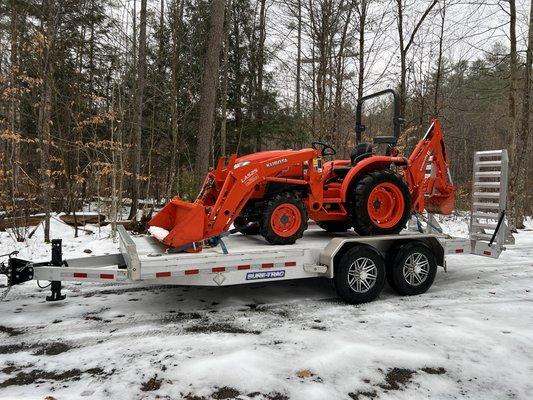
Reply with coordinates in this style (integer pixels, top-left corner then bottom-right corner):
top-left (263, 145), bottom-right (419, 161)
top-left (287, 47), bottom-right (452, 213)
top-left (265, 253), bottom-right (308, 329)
top-left (148, 197), bottom-right (207, 248)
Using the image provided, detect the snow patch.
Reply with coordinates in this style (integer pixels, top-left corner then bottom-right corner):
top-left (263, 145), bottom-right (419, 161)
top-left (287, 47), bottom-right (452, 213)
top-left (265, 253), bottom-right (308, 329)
top-left (148, 226), bottom-right (169, 241)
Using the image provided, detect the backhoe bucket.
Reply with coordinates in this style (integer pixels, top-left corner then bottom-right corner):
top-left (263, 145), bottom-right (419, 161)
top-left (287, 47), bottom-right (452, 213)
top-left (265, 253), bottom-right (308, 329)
top-left (425, 190), bottom-right (455, 215)
top-left (148, 197), bottom-right (207, 248)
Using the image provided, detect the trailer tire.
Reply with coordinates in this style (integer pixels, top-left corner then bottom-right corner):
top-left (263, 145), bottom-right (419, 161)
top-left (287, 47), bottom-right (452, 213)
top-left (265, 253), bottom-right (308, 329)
top-left (261, 192), bottom-right (308, 245)
top-left (317, 221), bottom-right (351, 232)
top-left (388, 242), bottom-right (437, 296)
top-left (334, 245), bottom-right (386, 304)
top-left (350, 170), bottom-right (411, 235)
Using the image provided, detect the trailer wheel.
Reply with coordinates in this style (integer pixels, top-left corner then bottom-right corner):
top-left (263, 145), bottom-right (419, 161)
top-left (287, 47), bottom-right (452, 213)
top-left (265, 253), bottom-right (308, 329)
top-left (334, 245), bottom-right (386, 304)
top-left (317, 221), bottom-right (351, 232)
top-left (261, 192), bottom-right (308, 244)
top-left (350, 170), bottom-right (411, 235)
top-left (388, 242), bottom-right (437, 296)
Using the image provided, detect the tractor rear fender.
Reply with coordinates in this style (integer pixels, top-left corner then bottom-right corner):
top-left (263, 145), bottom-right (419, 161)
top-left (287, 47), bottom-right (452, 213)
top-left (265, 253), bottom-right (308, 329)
top-left (340, 156), bottom-right (408, 203)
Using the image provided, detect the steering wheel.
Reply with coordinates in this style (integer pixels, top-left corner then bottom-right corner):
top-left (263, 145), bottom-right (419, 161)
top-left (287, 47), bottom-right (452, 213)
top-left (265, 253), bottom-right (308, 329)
top-left (312, 141), bottom-right (337, 156)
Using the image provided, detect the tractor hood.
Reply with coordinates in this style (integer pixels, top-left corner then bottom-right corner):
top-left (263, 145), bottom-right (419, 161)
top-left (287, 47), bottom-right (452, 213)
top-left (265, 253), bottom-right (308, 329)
top-left (236, 150), bottom-right (298, 164)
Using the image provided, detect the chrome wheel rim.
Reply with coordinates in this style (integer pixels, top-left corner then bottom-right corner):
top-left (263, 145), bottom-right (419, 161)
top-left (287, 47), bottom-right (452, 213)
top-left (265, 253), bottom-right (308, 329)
top-left (347, 257), bottom-right (377, 293)
top-left (402, 252), bottom-right (429, 286)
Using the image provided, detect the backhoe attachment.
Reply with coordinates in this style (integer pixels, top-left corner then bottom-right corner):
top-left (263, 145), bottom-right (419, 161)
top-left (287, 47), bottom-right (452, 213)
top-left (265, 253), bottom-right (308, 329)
top-left (405, 119), bottom-right (455, 215)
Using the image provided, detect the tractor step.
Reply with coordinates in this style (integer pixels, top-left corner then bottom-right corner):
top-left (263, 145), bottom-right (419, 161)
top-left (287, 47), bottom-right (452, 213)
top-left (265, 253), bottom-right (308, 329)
top-left (472, 222), bottom-right (498, 230)
top-left (470, 232), bottom-right (495, 241)
top-left (473, 192), bottom-right (500, 199)
top-left (472, 202), bottom-right (500, 209)
top-left (473, 181), bottom-right (501, 188)
top-left (475, 150), bottom-right (504, 156)
top-left (472, 212), bottom-right (500, 219)
top-left (474, 171), bottom-right (501, 178)
top-left (475, 160), bottom-right (502, 167)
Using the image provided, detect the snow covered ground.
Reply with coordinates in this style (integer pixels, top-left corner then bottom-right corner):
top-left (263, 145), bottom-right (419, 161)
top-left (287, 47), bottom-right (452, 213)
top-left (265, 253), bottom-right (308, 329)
top-left (0, 216), bottom-right (532, 400)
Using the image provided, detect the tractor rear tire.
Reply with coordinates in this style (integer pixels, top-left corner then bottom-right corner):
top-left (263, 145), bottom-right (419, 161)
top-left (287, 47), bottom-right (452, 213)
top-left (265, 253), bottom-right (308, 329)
top-left (261, 192), bottom-right (308, 245)
top-left (351, 170), bottom-right (411, 236)
top-left (317, 221), bottom-right (351, 232)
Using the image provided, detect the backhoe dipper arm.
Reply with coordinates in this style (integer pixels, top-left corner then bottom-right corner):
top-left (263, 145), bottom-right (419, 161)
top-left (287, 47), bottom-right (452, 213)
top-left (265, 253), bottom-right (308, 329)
top-left (206, 148), bottom-right (319, 235)
top-left (405, 119), bottom-right (455, 215)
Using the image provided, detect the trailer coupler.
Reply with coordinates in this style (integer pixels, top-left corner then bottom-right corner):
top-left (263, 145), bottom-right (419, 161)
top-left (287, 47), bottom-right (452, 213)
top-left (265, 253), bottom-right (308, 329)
top-left (0, 239), bottom-right (66, 301)
top-left (0, 253), bottom-right (34, 286)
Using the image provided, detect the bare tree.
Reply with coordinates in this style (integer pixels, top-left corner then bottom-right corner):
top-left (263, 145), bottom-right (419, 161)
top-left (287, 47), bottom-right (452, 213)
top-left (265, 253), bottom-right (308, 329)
top-left (355, 0), bottom-right (369, 106)
top-left (8, 0), bottom-right (21, 201)
top-left (507, 0), bottom-right (521, 228)
top-left (128, 0), bottom-right (148, 220)
top-left (296, 0), bottom-right (302, 115)
top-left (509, 0), bottom-right (532, 228)
top-left (220, 0), bottom-right (231, 157)
top-left (433, 0), bottom-right (445, 116)
top-left (38, 0), bottom-right (59, 242)
top-left (395, 0), bottom-right (438, 120)
top-left (255, 0), bottom-right (267, 151)
top-left (168, 0), bottom-right (184, 199)
top-left (194, 0), bottom-right (226, 187)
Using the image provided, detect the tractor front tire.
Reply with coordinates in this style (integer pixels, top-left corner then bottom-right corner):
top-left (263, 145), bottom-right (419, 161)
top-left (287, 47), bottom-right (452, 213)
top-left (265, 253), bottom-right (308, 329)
top-left (234, 216), bottom-right (261, 235)
top-left (317, 221), bottom-right (351, 232)
top-left (261, 192), bottom-right (308, 245)
top-left (351, 170), bottom-right (411, 236)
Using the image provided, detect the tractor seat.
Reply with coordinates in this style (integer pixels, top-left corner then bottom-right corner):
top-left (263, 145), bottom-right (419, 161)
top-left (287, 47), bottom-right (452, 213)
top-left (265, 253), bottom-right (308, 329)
top-left (350, 143), bottom-right (373, 166)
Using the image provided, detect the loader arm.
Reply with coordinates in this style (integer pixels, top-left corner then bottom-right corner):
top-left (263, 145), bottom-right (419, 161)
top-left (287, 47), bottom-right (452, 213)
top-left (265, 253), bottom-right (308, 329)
top-left (149, 148), bottom-right (319, 249)
top-left (206, 148), bottom-right (319, 235)
top-left (404, 119), bottom-right (455, 215)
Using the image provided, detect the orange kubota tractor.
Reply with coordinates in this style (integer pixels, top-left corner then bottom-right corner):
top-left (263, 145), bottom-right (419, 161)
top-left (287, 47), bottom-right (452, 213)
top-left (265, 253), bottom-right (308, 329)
top-left (149, 89), bottom-right (455, 252)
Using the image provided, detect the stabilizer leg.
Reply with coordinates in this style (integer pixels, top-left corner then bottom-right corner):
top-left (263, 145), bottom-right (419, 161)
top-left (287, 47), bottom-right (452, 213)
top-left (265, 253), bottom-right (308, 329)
top-left (46, 239), bottom-right (66, 302)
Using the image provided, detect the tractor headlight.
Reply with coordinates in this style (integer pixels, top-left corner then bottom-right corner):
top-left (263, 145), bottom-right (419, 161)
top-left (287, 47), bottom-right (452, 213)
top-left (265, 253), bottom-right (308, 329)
top-left (234, 160), bottom-right (251, 169)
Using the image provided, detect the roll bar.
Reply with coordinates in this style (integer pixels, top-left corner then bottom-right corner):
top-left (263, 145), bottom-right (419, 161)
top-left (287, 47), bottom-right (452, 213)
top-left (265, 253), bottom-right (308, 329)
top-left (355, 89), bottom-right (404, 145)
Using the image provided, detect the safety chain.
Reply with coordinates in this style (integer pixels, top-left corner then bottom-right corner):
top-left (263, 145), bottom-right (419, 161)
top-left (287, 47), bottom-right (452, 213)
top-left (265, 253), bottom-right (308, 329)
top-left (0, 285), bottom-right (11, 302)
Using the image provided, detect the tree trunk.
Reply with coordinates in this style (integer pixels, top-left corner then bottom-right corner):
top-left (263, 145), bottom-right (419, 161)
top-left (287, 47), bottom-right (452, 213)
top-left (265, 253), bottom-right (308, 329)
top-left (433, 0), bottom-right (445, 116)
top-left (220, 0), bottom-right (231, 156)
top-left (356, 0), bottom-right (367, 106)
top-left (38, 0), bottom-right (57, 243)
top-left (507, 0), bottom-right (520, 228)
top-left (296, 0), bottom-right (302, 115)
top-left (396, 0), bottom-right (406, 119)
top-left (333, 3), bottom-right (354, 149)
top-left (168, 0), bottom-right (183, 199)
top-left (395, 0), bottom-right (437, 124)
top-left (9, 0), bottom-right (21, 201)
top-left (194, 0), bottom-right (226, 188)
top-left (255, 0), bottom-right (266, 151)
top-left (128, 0), bottom-right (148, 220)
top-left (232, 1), bottom-right (243, 129)
top-left (510, 0), bottom-right (532, 228)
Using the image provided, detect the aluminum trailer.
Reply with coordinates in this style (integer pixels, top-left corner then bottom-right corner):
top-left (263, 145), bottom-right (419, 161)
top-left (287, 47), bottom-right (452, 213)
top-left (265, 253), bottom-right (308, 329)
top-left (0, 150), bottom-right (513, 304)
